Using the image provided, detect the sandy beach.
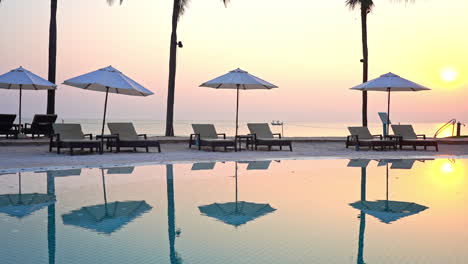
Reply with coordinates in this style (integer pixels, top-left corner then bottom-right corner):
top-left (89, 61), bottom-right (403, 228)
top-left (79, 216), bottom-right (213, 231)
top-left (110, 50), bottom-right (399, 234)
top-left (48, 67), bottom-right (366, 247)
top-left (1, 142), bottom-right (467, 173)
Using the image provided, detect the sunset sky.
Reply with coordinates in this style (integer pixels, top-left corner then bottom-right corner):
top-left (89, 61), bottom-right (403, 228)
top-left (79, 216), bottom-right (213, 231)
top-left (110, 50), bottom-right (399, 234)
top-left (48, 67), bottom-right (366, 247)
top-left (0, 0), bottom-right (467, 124)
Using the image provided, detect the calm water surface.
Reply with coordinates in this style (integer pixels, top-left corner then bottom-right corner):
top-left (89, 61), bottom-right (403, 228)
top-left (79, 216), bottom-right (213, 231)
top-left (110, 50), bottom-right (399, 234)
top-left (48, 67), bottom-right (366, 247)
top-left (0, 159), bottom-right (466, 264)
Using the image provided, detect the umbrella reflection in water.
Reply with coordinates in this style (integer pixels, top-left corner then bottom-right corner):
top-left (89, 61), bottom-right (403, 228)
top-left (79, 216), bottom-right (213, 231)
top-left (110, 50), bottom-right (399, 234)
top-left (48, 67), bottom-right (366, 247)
top-left (350, 159), bottom-right (429, 224)
top-left (0, 172), bottom-right (56, 218)
top-left (198, 162), bottom-right (276, 227)
top-left (62, 167), bottom-right (152, 234)
top-left (348, 159), bottom-right (430, 264)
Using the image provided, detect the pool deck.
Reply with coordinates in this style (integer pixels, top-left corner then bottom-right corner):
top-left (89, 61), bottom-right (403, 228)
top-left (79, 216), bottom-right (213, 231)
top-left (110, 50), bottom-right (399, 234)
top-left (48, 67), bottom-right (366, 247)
top-left (1, 136), bottom-right (467, 145)
top-left (0, 139), bottom-right (467, 172)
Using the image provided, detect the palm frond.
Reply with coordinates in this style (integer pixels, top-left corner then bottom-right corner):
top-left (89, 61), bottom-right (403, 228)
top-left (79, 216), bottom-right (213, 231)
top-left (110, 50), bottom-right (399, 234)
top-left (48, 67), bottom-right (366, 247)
top-left (345, 0), bottom-right (374, 12)
top-left (106, 0), bottom-right (123, 6)
top-left (177, 0), bottom-right (191, 20)
top-left (177, 0), bottom-right (229, 20)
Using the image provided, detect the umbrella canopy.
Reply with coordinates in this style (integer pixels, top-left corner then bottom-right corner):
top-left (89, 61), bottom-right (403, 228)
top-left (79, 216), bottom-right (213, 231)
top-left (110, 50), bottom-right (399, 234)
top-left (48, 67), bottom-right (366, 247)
top-left (199, 201), bottom-right (276, 227)
top-left (200, 68), bottom-right (278, 137)
top-left (350, 200), bottom-right (428, 224)
top-left (0, 66), bottom-right (57, 128)
top-left (0, 66), bottom-right (57, 90)
top-left (350, 72), bottom-right (430, 134)
top-left (62, 200), bottom-right (152, 234)
top-left (63, 66), bottom-right (153, 146)
top-left (351, 72), bottom-right (430, 92)
top-left (63, 66), bottom-right (153, 96)
top-left (200, 68), bottom-right (278, 90)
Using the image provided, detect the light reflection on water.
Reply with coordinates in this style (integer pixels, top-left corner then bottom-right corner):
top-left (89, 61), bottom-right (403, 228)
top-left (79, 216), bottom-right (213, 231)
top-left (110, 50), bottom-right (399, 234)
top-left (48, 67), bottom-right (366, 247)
top-left (0, 159), bottom-right (466, 264)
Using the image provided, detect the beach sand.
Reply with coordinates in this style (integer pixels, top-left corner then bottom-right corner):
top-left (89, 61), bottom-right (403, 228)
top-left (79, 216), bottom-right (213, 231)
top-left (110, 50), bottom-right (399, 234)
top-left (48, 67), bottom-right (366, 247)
top-left (1, 142), bottom-right (467, 172)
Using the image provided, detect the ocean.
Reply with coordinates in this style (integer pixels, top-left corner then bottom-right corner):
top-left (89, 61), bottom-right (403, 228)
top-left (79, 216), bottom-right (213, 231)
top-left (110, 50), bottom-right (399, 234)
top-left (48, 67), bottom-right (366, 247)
top-left (21, 118), bottom-right (460, 138)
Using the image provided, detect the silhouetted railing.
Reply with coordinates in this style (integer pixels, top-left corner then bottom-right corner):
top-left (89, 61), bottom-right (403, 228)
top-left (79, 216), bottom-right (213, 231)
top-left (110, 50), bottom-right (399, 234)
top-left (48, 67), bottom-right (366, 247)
top-left (434, 119), bottom-right (457, 138)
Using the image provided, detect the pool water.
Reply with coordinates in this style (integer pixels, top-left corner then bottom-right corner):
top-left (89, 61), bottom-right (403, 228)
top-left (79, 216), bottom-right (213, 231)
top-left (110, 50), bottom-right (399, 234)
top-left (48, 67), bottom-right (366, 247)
top-left (0, 159), bottom-right (467, 264)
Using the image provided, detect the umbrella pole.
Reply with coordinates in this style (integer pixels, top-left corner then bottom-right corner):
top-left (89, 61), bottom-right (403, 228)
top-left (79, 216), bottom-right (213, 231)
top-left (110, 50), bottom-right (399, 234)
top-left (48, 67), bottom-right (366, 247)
top-left (236, 85), bottom-right (241, 136)
top-left (18, 172), bottom-right (22, 204)
top-left (19, 85), bottom-right (22, 129)
top-left (235, 162), bottom-right (238, 203)
top-left (101, 169), bottom-right (109, 216)
top-left (387, 88), bottom-right (391, 135)
top-left (100, 87), bottom-right (110, 153)
top-left (386, 164), bottom-right (389, 211)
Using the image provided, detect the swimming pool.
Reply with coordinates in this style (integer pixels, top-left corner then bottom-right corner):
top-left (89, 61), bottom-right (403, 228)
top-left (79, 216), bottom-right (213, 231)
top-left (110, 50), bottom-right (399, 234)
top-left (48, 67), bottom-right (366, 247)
top-left (0, 159), bottom-right (466, 263)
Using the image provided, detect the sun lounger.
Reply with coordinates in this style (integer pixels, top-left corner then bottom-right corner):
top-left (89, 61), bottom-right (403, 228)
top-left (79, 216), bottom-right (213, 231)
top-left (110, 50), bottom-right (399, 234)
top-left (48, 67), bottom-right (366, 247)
top-left (22, 114), bottom-right (57, 138)
top-left (190, 124), bottom-right (236, 151)
top-left (0, 114), bottom-right (19, 139)
top-left (346, 127), bottom-right (397, 150)
top-left (50, 124), bottom-right (101, 155)
top-left (247, 123), bottom-right (292, 151)
top-left (391, 125), bottom-right (438, 151)
top-left (107, 123), bottom-right (161, 153)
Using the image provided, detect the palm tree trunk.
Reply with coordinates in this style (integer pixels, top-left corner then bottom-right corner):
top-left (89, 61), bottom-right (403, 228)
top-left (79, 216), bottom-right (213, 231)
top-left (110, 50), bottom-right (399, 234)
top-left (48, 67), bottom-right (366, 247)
top-left (360, 6), bottom-right (368, 127)
top-left (165, 0), bottom-right (180, 136)
top-left (47, 0), bottom-right (57, 115)
top-left (166, 164), bottom-right (177, 263)
top-left (47, 174), bottom-right (56, 264)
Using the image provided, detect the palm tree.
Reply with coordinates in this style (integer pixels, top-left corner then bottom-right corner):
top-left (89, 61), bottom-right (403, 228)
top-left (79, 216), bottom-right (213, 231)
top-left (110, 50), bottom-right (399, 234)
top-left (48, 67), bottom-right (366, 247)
top-left (346, 0), bottom-right (374, 127)
top-left (47, 0), bottom-right (57, 115)
top-left (346, 0), bottom-right (414, 127)
top-left (165, 0), bottom-right (229, 136)
top-left (110, 0), bottom-right (229, 136)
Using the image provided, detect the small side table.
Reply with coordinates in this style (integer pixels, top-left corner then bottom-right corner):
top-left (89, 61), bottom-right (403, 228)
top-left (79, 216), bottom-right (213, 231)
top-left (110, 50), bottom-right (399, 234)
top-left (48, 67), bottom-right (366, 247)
top-left (236, 135), bottom-right (254, 151)
top-left (96, 135), bottom-right (119, 153)
top-left (384, 135), bottom-right (401, 150)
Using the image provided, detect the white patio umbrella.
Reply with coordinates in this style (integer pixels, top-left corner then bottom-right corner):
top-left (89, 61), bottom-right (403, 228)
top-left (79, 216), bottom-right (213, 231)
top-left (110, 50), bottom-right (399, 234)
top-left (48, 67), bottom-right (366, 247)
top-left (0, 66), bottom-right (57, 129)
top-left (351, 72), bottom-right (430, 130)
top-left (63, 66), bottom-right (153, 142)
top-left (200, 68), bottom-right (278, 137)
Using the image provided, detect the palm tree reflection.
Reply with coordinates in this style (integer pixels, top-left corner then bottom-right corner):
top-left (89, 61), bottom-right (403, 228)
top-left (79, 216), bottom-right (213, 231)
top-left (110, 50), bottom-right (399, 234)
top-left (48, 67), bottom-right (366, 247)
top-left (166, 164), bottom-right (183, 264)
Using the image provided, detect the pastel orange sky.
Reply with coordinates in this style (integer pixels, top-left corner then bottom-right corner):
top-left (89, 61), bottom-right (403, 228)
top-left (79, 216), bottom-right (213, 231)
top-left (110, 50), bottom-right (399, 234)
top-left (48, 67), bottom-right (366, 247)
top-left (0, 0), bottom-right (467, 123)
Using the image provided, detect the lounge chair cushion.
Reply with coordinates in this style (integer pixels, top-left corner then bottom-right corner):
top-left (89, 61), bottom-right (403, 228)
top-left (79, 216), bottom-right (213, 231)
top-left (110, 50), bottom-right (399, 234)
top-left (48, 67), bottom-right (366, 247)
top-left (201, 138), bottom-right (235, 143)
top-left (247, 123), bottom-right (274, 138)
top-left (192, 124), bottom-right (219, 139)
top-left (391, 125), bottom-right (418, 140)
top-left (348, 127), bottom-right (374, 140)
top-left (52, 124), bottom-right (85, 140)
top-left (108, 123), bottom-right (139, 140)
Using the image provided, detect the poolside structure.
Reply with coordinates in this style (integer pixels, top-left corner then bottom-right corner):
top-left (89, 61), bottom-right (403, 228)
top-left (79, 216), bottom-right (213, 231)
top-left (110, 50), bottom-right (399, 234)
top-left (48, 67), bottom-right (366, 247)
top-left (0, 67), bottom-right (57, 136)
top-left (351, 72), bottom-right (430, 132)
top-left (63, 66), bottom-right (153, 147)
top-left (200, 68), bottom-right (278, 138)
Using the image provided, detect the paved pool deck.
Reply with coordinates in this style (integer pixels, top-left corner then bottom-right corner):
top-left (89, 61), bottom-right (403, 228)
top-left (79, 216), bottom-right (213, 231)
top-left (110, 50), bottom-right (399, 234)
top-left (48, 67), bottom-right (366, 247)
top-left (0, 140), bottom-right (466, 173)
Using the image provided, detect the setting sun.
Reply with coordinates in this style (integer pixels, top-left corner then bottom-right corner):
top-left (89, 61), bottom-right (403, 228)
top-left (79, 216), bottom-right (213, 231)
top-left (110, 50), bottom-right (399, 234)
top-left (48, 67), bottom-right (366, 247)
top-left (441, 68), bottom-right (458, 82)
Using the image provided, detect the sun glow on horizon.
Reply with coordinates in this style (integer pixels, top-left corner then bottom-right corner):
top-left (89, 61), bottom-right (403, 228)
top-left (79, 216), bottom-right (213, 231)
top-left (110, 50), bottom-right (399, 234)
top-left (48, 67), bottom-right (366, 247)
top-left (441, 68), bottom-right (458, 82)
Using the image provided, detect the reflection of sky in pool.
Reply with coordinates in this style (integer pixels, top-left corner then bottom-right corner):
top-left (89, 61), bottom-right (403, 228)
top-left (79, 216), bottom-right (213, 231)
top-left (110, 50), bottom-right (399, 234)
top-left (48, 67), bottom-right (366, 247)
top-left (0, 159), bottom-right (466, 264)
